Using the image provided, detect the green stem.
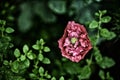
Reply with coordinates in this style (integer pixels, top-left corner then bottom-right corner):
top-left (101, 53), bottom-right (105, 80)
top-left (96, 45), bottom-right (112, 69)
top-left (88, 52), bottom-right (94, 66)
top-left (34, 60), bottom-right (39, 69)
top-left (96, 13), bottom-right (102, 45)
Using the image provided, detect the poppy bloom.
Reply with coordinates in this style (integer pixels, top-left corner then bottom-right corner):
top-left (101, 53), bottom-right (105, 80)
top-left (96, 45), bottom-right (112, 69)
top-left (58, 21), bottom-right (92, 62)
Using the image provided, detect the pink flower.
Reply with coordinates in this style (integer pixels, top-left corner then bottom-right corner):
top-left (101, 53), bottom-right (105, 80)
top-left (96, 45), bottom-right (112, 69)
top-left (58, 21), bottom-right (92, 62)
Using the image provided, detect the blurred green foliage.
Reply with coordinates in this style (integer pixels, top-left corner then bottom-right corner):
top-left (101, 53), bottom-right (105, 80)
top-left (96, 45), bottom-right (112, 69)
top-left (0, 0), bottom-right (119, 80)
top-left (17, 0), bottom-right (100, 33)
top-left (89, 10), bottom-right (116, 45)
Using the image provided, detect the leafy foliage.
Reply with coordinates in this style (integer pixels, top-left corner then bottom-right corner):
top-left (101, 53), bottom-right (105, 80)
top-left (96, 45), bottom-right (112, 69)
top-left (48, 0), bottom-right (66, 14)
top-left (98, 57), bottom-right (115, 69)
top-left (89, 20), bottom-right (98, 28)
top-left (99, 70), bottom-right (114, 80)
top-left (78, 65), bottom-right (91, 79)
top-left (0, 0), bottom-right (118, 80)
top-left (89, 10), bottom-right (116, 45)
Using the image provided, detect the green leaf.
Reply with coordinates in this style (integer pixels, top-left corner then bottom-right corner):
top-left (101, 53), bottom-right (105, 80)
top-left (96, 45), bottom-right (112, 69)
top-left (93, 47), bottom-right (103, 62)
top-left (10, 5), bottom-right (15, 10)
top-left (100, 28), bottom-right (110, 38)
top-left (101, 16), bottom-right (111, 23)
top-left (39, 66), bottom-right (44, 73)
top-left (7, 16), bottom-right (14, 21)
top-left (0, 26), bottom-right (5, 32)
top-left (89, 36), bottom-right (97, 45)
top-left (99, 70), bottom-right (105, 80)
top-left (46, 74), bottom-right (51, 79)
top-left (32, 44), bottom-right (39, 50)
top-left (38, 53), bottom-right (44, 61)
top-left (39, 39), bottom-right (45, 45)
top-left (86, 59), bottom-right (92, 65)
top-left (51, 77), bottom-right (56, 80)
top-left (98, 57), bottom-right (115, 69)
top-left (3, 60), bottom-right (9, 65)
top-left (44, 46), bottom-right (50, 52)
top-left (14, 77), bottom-right (25, 80)
top-left (106, 32), bottom-right (116, 40)
top-left (99, 10), bottom-right (107, 15)
top-left (78, 66), bottom-right (91, 79)
top-left (39, 66), bottom-right (44, 76)
top-left (23, 59), bottom-right (30, 68)
top-left (100, 28), bottom-right (116, 40)
top-left (5, 27), bottom-right (14, 33)
top-left (89, 20), bottom-right (98, 28)
top-left (20, 55), bottom-right (26, 61)
top-left (29, 73), bottom-right (37, 78)
top-left (63, 62), bottom-right (81, 74)
top-left (27, 50), bottom-right (36, 60)
top-left (23, 44), bottom-right (29, 54)
top-left (14, 48), bottom-right (21, 58)
top-left (48, 0), bottom-right (66, 14)
top-left (9, 43), bottom-right (14, 48)
top-left (0, 20), bottom-right (6, 25)
top-left (101, 10), bottom-right (107, 15)
top-left (11, 61), bottom-right (19, 73)
top-left (42, 58), bottom-right (51, 64)
top-left (59, 76), bottom-right (64, 80)
top-left (95, 54), bottom-right (103, 63)
top-left (94, 51), bottom-right (103, 63)
top-left (106, 72), bottom-right (114, 80)
top-left (95, 12), bottom-right (99, 16)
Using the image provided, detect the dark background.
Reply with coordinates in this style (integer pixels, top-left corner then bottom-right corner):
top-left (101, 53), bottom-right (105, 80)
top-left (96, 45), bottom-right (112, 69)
top-left (0, 0), bottom-right (120, 79)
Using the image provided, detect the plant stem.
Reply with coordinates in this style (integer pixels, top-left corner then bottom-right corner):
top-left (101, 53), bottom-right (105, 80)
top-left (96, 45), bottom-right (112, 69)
top-left (96, 13), bottom-right (102, 45)
top-left (34, 60), bottom-right (39, 69)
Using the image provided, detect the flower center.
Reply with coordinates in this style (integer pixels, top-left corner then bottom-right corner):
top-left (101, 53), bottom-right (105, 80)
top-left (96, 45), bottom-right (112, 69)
top-left (70, 37), bottom-right (77, 44)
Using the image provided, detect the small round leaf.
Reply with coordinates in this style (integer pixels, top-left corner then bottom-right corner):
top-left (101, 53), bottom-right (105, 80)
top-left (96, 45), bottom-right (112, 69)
top-left (27, 50), bottom-right (36, 60)
top-left (3, 60), bottom-right (9, 65)
top-left (98, 57), bottom-right (115, 69)
top-left (51, 77), bottom-right (56, 80)
top-left (39, 39), bottom-right (45, 45)
top-left (44, 46), bottom-right (50, 52)
top-left (14, 48), bottom-right (21, 58)
top-left (101, 10), bottom-right (107, 15)
top-left (106, 32), bottom-right (116, 40)
top-left (23, 44), bottom-right (29, 54)
top-left (32, 44), bottom-right (39, 50)
top-left (46, 74), bottom-right (51, 79)
top-left (99, 70), bottom-right (105, 80)
top-left (20, 55), bottom-right (26, 61)
top-left (42, 58), bottom-right (51, 64)
top-left (23, 59), bottom-right (30, 68)
top-left (29, 73), bottom-right (37, 78)
top-left (89, 20), bottom-right (98, 28)
top-left (59, 76), bottom-right (64, 80)
top-left (38, 53), bottom-right (44, 61)
top-left (39, 66), bottom-right (44, 74)
top-left (101, 16), bottom-right (111, 23)
top-left (100, 28), bottom-right (110, 38)
top-left (5, 27), bottom-right (14, 33)
top-left (95, 12), bottom-right (99, 16)
top-left (11, 61), bottom-right (19, 73)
